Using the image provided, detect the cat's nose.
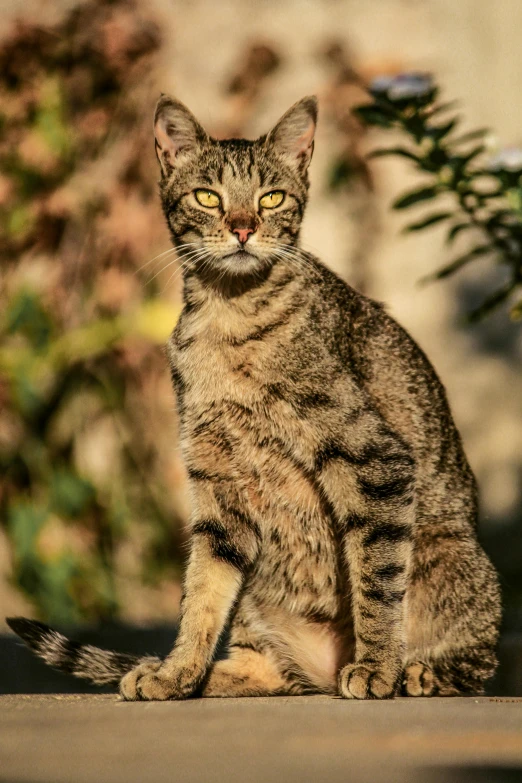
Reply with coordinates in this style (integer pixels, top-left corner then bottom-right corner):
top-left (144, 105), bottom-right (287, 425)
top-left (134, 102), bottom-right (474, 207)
top-left (232, 227), bottom-right (254, 245)
top-left (228, 211), bottom-right (258, 244)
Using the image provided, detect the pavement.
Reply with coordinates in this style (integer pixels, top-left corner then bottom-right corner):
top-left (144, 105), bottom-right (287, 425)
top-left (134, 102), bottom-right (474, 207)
top-left (1, 694), bottom-right (522, 783)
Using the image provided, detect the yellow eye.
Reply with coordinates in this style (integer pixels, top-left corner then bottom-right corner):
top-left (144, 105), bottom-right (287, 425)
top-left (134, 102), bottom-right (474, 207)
top-left (195, 189), bottom-right (221, 208)
top-left (259, 190), bottom-right (285, 209)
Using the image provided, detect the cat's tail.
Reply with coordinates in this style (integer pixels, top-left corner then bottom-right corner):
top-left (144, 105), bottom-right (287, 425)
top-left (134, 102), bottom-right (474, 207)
top-left (6, 617), bottom-right (149, 686)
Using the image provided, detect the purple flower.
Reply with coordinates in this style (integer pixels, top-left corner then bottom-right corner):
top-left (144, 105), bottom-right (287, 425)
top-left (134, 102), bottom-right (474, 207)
top-left (370, 72), bottom-right (434, 101)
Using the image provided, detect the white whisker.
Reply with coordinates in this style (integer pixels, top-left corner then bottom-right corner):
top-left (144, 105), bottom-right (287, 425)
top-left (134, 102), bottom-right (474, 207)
top-left (146, 245), bottom-right (210, 284)
top-left (135, 242), bottom-right (203, 278)
top-left (135, 247), bottom-right (175, 275)
top-left (161, 249), bottom-right (214, 293)
top-left (270, 246), bottom-right (323, 281)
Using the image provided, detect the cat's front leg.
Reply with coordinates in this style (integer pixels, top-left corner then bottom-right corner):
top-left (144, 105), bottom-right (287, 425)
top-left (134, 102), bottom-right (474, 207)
top-left (120, 482), bottom-right (260, 701)
top-left (337, 495), bottom-right (414, 699)
top-left (120, 547), bottom-right (243, 700)
top-left (316, 418), bottom-right (415, 699)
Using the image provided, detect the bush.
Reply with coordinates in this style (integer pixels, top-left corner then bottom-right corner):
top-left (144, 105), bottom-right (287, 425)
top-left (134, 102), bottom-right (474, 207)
top-left (354, 72), bottom-right (522, 321)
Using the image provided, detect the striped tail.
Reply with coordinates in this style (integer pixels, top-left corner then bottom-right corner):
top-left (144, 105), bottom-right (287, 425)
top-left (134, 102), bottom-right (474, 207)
top-left (6, 617), bottom-right (149, 686)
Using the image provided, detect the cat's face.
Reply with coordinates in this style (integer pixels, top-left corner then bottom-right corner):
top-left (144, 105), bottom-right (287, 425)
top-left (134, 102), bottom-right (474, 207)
top-left (154, 95), bottom-right (317, 278)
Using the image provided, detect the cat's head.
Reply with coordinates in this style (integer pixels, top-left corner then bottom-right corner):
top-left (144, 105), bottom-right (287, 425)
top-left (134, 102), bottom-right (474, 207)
top-left (154, 95), bottom-right (317, 279)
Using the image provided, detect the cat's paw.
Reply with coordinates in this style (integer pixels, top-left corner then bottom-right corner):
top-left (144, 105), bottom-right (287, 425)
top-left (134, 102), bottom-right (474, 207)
top-left (402, 661), bottom-right (436, 697)
top-left (338, 663), bottom-right (398, 700)
top-left (120, 658), bottom-right (178, 701)
top-left (120, 657), bottom-right (201, 701)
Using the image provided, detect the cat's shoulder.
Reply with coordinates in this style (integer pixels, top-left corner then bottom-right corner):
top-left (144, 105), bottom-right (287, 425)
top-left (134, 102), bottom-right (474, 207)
top-left (309, 255), bottom-right (431, 367)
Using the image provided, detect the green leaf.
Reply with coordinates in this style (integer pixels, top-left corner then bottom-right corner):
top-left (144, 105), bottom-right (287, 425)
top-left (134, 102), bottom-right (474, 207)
top-left (367, 147), bottom-right (420, 162)
top-left (8, 502), bottom-right (48, 561)
top-left (467, 282), bottom-right (515, 322)
top-left (459, 145), bottom-right (486, 166)
top-left (353, 104), bottom-right (395, 128)
top-left (446, 222), bottom-right (473, 244)
top-left (421, 244), bottom-right (493, 282)
top-left (403, 212), bottom-right (452, 232)
top-left (428, 100), bottom-right (460, 117)
top-left (34, 77), bottom-right (72, 160)
top-left (510, 298), bottom-right (522, 321)
top-left (6, 204), bottom-right (35, 238)
top-left (12, 363), bottom-right (45, 416)
top-left (50, 469), bottom-right (95, 518)
top-left (393, 186), bottom-right (440, 210)
top-left (452, 128), bottom-right (489, 145)
top-left (429, 117), bottom-right (458, 141)
top-left (328, 158), bottom-right (356, 190)
top-left (38, 554), bottom-right (84, 625)
top-left (6, 291), bottom-right (53, 350)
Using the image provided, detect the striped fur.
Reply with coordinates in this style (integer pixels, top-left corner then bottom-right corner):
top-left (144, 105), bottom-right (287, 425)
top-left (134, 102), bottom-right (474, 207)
top-left (6, 617), bottom-right (145, 685)
top-left (7, 96), bottom-right (501, 700)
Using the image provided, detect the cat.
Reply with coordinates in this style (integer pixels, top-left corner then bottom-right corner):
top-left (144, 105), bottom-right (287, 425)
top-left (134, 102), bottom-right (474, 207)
top-left (7, 94), bottom-right (501, 700)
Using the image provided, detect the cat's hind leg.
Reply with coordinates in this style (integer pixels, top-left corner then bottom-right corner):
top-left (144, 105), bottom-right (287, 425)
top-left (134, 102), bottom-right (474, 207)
top-left (402, 644), bottom-right (498, 697)
top-left (403, 527), bottom-right (501, 697)
top-left (402, 660), bottom-right (436, 696)
top-left (201, 646), bottom-right (291, 697)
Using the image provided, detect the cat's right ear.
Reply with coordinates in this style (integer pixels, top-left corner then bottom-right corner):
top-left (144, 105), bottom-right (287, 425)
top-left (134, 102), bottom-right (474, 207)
top-left (154, 95), bottom-right (208, 177)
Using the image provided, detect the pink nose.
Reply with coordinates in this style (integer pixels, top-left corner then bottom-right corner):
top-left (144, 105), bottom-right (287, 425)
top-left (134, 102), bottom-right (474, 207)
top-left (233, 227), bottom-right (254, 245)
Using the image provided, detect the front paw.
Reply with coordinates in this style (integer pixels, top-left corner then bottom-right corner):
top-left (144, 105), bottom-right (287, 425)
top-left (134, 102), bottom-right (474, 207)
top-left (120, 658), bottom-right (179, 701)
top-left (120, 657), bottom-right (202, 701)
top-left (338, 662), bottom-right (398, 700)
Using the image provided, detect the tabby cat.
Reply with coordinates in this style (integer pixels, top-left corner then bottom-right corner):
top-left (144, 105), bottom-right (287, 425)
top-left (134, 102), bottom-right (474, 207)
top-left (7, 94), bottom-right (501, 700)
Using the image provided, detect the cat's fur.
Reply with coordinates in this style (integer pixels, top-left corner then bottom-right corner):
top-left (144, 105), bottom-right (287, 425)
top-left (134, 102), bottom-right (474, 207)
top-left (7, 94), bottom-right (501, 700)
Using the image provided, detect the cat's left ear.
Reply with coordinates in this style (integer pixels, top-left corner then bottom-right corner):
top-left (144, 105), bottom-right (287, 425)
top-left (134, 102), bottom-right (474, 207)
top-left (265, 96), bottom-right (317, 173)
top-left (154, 94), bottom-right (209, 177)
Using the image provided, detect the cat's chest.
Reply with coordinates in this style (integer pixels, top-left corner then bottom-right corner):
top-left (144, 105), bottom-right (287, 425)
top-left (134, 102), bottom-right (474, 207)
top-left (173, 329), bottom-right (324, 478)
top-left (179, 334), bottom-right (278, 407)
top-left (173, 301), bottom-right (295, 408)
top-left (171, 298), bottom-right (350, 481)
top-left (182, 335), bottom-right (310, 447)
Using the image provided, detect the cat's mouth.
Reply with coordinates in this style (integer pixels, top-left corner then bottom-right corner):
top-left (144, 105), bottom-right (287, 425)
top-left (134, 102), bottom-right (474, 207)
top-left (221, 249), bottom-right (260, 262)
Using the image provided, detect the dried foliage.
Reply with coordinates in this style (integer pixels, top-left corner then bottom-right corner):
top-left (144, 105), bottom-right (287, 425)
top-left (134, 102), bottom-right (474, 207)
top-left (0, 10), bottom-right (383, 625)
top-left (0, 0), bottom-right (186, 624)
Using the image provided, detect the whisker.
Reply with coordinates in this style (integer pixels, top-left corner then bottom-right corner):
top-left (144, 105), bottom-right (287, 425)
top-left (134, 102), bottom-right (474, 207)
top-left (278, 246), bottom-right (323, 274)
top-left (134, 242), bottom-right (201, 276)
top-left (142, 241), bottom-right (324, 294)
top-left (135, 248), bottom-right (176, 276)
top-left (270, 247), bottom-right (323, 281)
top-left (161, 249), bottom-right (213, 293)
top-left (146, 255), bottom-right (181, 284)
top-left (146, 246), bottom-right (210, 284)
top-left (165, 252), bottom-right (215, 292)
top-left (298, 241), bottom-right (322, 257)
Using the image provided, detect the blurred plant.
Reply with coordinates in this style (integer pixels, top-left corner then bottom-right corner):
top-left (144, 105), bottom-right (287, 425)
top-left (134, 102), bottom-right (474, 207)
top-left (1, 290), bottom-right (178, 624)
top-left (354, 73), bottom-right (522, 321)
top-left (0, 0), bottom-right (186, 625)
top-left (220, 42), bottom-right (281, 138)
top-left (320, 40), bottom-right (380, 293)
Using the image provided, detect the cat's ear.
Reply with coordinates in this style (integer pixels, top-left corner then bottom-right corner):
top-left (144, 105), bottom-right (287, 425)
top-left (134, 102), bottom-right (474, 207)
top-left (265, 96), bottom-right (317, 173)
top-left (154, 95), bottom-right (208, 177)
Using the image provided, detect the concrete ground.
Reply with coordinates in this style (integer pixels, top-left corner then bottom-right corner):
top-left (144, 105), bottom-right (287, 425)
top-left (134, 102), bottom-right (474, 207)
top-left (1, 695), bottom-right (522, 783)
